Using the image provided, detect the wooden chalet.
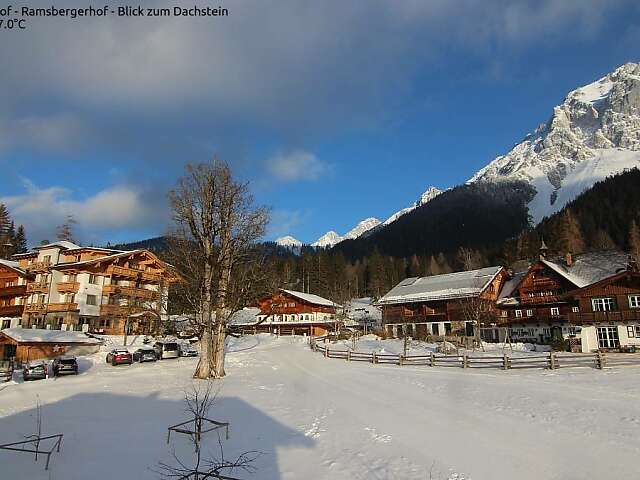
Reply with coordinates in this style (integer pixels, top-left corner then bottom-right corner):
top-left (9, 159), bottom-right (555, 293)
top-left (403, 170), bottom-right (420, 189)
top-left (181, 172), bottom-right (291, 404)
top-left (377, 266), bottom-right (508, 340)
top-left (0, 328), bottom-right (102, 363)
top-left (12, 242), bottom-right (178, 335)
top-left (497, 249), bottom-right (640, 352)
top-left (0, 259), bottom-right (33, 329)
top-left (242, 289), bottom-right (340, 336)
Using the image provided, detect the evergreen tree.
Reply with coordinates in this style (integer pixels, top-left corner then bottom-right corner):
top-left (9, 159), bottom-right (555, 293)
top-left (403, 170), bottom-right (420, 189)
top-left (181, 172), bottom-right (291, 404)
top-left (56, 215), bottom-right (77, 243)
top-left (590, 229), bottom-right (616, 251)
top-left (629, 220), bottom-right (640, 262)
top-left (555, 210), bottom-right (586, 254)
top-left (13, 225), bottom-right (27, 254)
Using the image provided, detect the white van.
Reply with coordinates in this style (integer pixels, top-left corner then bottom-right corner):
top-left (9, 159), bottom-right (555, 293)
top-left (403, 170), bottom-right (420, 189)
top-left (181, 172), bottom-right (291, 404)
top-left (153, 341), bottom-right (179, 360)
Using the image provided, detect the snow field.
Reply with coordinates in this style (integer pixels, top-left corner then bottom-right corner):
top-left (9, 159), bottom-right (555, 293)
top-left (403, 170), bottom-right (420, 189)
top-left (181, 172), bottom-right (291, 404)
top-left (1, 334), bottom-right (639, 479)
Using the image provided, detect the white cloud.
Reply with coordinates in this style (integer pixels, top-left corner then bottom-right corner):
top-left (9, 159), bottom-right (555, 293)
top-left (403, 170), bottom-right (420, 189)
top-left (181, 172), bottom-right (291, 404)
top-left (0, 179), bottom-right (167, 245)
top-left (267, 209), bottom-right (310, 239)
top-left (266, 150), bottom-right (330, 182)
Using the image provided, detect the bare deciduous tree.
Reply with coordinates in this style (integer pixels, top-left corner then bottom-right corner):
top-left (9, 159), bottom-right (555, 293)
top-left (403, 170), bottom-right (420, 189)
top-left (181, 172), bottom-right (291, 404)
top-left (458, 296), bottom-right (496, 351)
top-left (169, 160), bottom-right (269, 379)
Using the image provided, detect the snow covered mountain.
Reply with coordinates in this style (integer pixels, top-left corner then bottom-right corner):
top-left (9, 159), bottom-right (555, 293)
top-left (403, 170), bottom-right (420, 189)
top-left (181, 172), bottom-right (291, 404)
top-left (469, 62), bottom-right (640, 223)
top-left (275, 235), bottom-right (302, 248)
top-left (311, 231), bottom-right (343, 248)
top-left (382, 186), bottom-right (442, 226)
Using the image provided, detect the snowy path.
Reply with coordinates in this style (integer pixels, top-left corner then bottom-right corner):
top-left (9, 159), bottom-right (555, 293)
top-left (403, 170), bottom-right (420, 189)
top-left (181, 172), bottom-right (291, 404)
top-left (1, 335), bottom-right (640, 479)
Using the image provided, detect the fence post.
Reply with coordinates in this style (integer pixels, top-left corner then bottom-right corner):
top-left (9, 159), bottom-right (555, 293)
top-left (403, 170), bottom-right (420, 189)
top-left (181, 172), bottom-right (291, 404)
top-left (462, 354), bottom-right (468, 369)
top-left (373, 352), bottom-right (378, 364)
top-left (324, 347), bottom-right (329, 359)
top-left (596, 351), bottom-right (605, 369)
top-left (399, 355), bottom-right (404, 366)
top-left (430, 352), bottom-right (435, 367)
top-left (347, 350), bottom-right (351, 362)
top-left (549, 352), bottom-right (557, 370)
top-left (502, 353), bottom-right (509, 370)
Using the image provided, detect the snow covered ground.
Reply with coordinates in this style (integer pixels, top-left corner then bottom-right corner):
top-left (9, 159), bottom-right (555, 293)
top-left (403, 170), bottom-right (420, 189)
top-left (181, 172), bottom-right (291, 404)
top-left (1, 334), bottom-right (639, 479)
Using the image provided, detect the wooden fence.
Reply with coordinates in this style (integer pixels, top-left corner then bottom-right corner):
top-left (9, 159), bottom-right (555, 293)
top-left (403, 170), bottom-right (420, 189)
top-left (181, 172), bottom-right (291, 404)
top-left (309, 338), bottom-right (640, 371)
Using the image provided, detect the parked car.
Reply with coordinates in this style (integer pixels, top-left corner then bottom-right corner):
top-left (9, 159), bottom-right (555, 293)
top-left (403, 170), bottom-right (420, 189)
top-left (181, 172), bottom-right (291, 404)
top-left (179, 344), bottom-right (199, 357)
top-left (52, 356), bottom-right (79, 376)
top-left (133, 347), bottom-right (157, 363)
top-left (23, 360), bottom-right (48, 381)
top-left (153, 341), bottom-right (179, 360)
top-left (106, 348), bottom-right (133, 366)
top-left (0, 359), bottom-right (14, 382)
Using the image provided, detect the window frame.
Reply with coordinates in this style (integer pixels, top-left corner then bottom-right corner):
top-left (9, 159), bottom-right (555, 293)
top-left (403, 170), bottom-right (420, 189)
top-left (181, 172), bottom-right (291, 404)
top-left (629, 295), bottom-right (640, 309)
top-left (592, 297), bottom-right (617, 312)
top-left (550, 307), bottom-right (560, 316)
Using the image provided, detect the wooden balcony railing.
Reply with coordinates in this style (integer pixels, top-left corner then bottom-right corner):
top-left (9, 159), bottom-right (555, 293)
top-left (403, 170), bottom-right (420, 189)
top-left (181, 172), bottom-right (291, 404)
top-left (26, 282), bottom-right (49, 294)
top-left (56, 281), bottom-right (80, 294)
top-left (568, 310), bottom-right (640, 324)
top-left (0, 285), bottom-right (27, 297)
top-left (25, 261), bottom-right (51, 272)
top-left (100, 304), bottom-right (147, 317)
top-left (0, 305), bottom-right (23, 316)
top-left (24, 303), bottom-right (47, 313)
top-left (107, 265), bottom-right (162, 283)
top-left (46, 302), bottom-right (79, 313)
top-left (103, 285), bottom-right (158, 300)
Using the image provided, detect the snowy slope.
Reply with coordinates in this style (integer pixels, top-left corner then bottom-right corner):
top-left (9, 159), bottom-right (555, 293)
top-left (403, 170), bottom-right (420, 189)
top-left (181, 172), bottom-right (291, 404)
top-left (382, 186), bottom-right (442, 225)
top-left (343, 217), bottom-right (381, 240)
top-left (275, 235), bottom-right (302, 248)
top-left (469, 62), bottom-right (640, 223)
top-left (311, 230), bottom-right (342, 248)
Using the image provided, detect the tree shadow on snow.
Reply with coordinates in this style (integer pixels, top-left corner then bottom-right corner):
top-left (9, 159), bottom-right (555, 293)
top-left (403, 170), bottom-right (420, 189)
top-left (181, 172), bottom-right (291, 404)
top-left (0, 391), bottom-right (314, 480)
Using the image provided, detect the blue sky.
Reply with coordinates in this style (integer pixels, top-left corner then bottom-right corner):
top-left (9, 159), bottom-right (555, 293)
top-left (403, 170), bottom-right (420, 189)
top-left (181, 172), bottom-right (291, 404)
top-left (1, 0), bottom-right (639, 246)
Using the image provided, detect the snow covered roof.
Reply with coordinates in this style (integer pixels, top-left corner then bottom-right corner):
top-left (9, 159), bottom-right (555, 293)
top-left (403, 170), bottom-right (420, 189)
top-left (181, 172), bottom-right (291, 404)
top-left (378, 266), bottom-right (504, 305)
top-left (34, 241), bottom-right (81, 251)
top-left (343, 298), bottom-right (382, 322)
top-left (0, 258), bottom-right (30, 276)
top-left (0, 328), bottom-right (103, 344)
top-left (541, 250), bottom-right (631, 288)
top-left (280, 289), bottom-right (339, 308)
top-left (229, 307), bottom-right (261, 325)
top-left (497, 271), bottom-right (526, 303)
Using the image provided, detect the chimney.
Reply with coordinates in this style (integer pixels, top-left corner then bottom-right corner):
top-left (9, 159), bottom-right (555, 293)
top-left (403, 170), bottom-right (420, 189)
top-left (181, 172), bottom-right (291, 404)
top-left (565, 252), bottom-right (573, 267)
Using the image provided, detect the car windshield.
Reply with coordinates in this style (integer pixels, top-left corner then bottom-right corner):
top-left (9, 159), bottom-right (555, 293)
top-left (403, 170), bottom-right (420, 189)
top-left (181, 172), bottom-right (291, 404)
top-left (60, 359), bottom-right (76, 364)
top-left (164, 343), bottom-right (178, 351)
top-left (114, 350), bottom-right (129, 354)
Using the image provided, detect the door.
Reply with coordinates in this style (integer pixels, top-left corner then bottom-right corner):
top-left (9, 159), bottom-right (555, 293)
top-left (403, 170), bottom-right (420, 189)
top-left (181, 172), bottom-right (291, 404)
top-left (597, 326), bottom-right (619, 349)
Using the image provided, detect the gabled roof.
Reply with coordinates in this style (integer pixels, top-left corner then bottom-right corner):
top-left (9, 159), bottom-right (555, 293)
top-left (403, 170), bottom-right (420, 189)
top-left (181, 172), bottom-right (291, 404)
top-left (0, 258), bottom-right (31, 277)
top-left (34, 241), bottom-right (81, 251)
top-left (280, 289), bottom-right (339, 308)
top-left (0, 328), bottom-right (103, 344)
top-left (541, 250), bottom-right (630, 289)
top-left (378, 266), bottom-right (504, 305)
top-left (497, 271), bottom-right (527, 304)
top-left (54, 249), bottom-right (145, 268)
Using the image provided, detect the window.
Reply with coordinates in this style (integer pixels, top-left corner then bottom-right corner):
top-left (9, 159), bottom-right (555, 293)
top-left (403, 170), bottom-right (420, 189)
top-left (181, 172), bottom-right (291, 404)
top-left (526, 309), bottom-right (533, 317)
top-left (86, 294), bottom-right (97, 306)
top-left (551, 307), bottom-right (560, 316)
top-left (592, 297), bottom-right (617, 312)
top-left (89, 274), bottom-right (100, 285)
top-left (572, 306), bottom-right (580, 313)
top-left (630, 295), bottom-right (640, 309)
top-left (597, 326), bottom-right (620, 349)
top-left (627, 326), bottom-right (636, 338)
top-left (67, 274), bottom-right (77, 282)
top-left (500, 310), bottom-right (508, 318)
top-left (515, 310), bottom-right (523, 318)
top-left (543, 328), bottom-right (551, 336)
top-left (636, 325), bottom-right (640, 338)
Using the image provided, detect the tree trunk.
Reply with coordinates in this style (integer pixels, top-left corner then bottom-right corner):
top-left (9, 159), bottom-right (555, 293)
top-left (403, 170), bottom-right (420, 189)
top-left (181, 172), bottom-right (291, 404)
top-left (211, 317), bottom-right (226, 378)
top-left (194, 260), bottom-right (216, 379)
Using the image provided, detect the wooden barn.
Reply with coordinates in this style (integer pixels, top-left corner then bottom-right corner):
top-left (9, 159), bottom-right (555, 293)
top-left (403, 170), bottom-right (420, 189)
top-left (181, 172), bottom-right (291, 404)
top-left (238, 289), bottom-right (340, 336)
top-left (0, 328), bottom-right (103, 363)
top-left (378, 266), bottom-right (507, 340)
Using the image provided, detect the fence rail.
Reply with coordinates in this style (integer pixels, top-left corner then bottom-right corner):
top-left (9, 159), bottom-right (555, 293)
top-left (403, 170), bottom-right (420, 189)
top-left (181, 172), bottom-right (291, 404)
top-left (309, 338), bottom-right (638, 371)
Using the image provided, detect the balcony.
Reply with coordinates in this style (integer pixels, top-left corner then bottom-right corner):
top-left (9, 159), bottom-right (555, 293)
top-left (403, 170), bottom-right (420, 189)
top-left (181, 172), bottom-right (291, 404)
top-left (0, 305), bottom-right (23, 316)
top-left (56, 281), bottom-right (80, 294)
top-left (100, 304), bottom-right (147, 317)
top-left (382, 313), bottom-right (448, 324)
top-left (27, 282), bottom-right (49, 294)
top-left (0, 285), bottom-right (27, 297)
top-left (25, 261), bottom-right (51, 272)
top-left (107, 265), bottom-right (162, 283)
top-left (46, 302), bottom-right (79, 313)
top-left (24, 303), bottom-right (47, 314)
top-left (568, 310), bottom-right (640, 324)
top-left (103, 284), bottom-right (158, 300)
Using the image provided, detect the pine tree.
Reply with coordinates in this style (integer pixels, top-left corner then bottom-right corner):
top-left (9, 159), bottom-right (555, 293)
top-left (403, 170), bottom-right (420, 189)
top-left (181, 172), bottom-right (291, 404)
top-left (591, 229), bottom-right (616, 251)
top-left (13, 225), bottom-right (27, 254)
top-left (629, 220), bottom-right (640, 262)
top-left (56, 215), bottom-right (77, 243)
top-left (555, 210), bottom-right (586, 254)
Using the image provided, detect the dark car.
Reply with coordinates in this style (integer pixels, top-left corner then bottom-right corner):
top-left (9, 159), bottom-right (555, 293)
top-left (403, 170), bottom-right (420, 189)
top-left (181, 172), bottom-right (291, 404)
top-left (153, 341), bottom-right (179, 360)
top-left (0, 360), bottom-right (13, 382)
top-left (179, 344), bottom-right (199, 357)
top-left (132, 347), bottom-right (157, 363)
top-left (106, 348), bottom-right (133, 366)
top-left (23, 360), bottom-right (48, 381)
top-left (52, 356), bottom-right (78, 376)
